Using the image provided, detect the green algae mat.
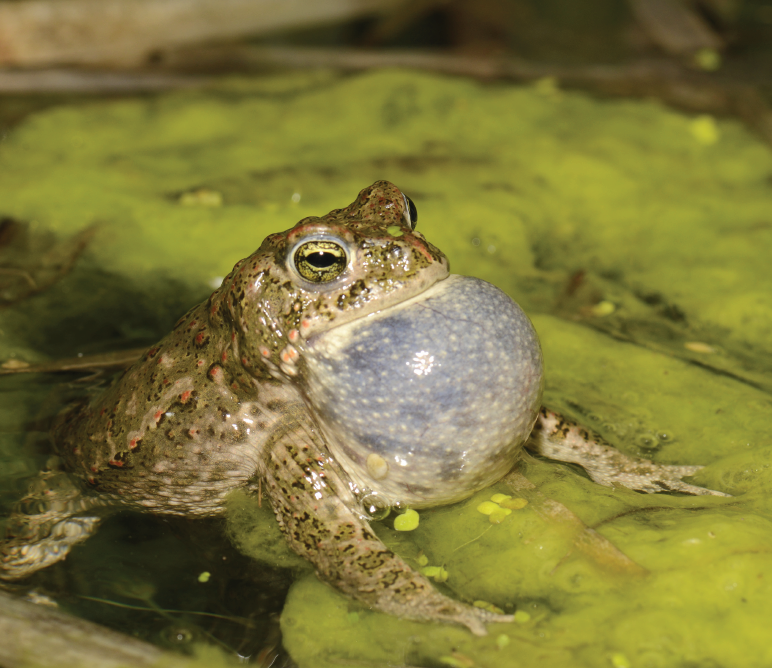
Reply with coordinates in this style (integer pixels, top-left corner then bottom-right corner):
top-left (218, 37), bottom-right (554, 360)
top-left (1, 69), bottom-right (772, 668)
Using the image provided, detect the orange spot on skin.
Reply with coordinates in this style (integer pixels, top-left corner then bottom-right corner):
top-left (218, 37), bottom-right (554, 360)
top-left (154, 410), bottom-right (163, 422)
top-left (197, 359), bottom-right (205, 367)
top-left (260, 347), bottom-right (271, 358)
top-left (407, 236), bottom-right (434, 262)
top-left (90, 466), bottom-right (98, 473)
top-left (129, 438), bottom-right (139, 449)
top-left (195, 333), bottom-right (206, 345)
top-left (221, 351), bottom-right (228, 362)
top-left (108, 459), bottom-right (124, 467)
top-left (88, 477), bottom-right (96, 485)
top-left (187, 320), bottom-right (197, 330)
top-left (180, 390), bottom-right (192, 403)
top-left (289, 329), bottom-right (299, 342)
top-left (188, 428), bottom-right (199, 437)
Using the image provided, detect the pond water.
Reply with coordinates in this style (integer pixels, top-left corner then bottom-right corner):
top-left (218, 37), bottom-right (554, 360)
top-left (1, 69), bottom-right (771, 667)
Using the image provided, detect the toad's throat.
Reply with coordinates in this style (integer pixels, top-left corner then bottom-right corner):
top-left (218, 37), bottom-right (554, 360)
top-left (302, 274), bottom-right (544, 508)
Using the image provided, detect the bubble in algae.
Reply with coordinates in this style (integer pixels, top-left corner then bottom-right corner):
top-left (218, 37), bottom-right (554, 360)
top-left (358, 490), bottom-right (391, 521)
top-left (159, 625), bottom-right (197, 646)
top-left (635, 432), bottom-right (660, 451)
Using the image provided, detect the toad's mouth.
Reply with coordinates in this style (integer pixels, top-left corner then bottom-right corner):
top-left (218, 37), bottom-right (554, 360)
top-left (301, 274), bottom-right (544, 509)
top-left (296, 254), bottom-right (450, 343)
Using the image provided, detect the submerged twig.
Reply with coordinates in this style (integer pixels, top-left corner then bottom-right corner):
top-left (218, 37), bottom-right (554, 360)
top-left (79, 595), bottom-right (257, 627)
top-left (504, 463), bottom-right (648, 577)
top-left (0, 348), bottom-right (145, 376)
top-left (0, 220), bottom-right (99, 306)
top-left (0, 590), bottom-right (197, 668)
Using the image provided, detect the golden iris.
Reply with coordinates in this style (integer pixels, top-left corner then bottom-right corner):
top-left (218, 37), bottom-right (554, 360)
top-left (294, 241), bottom-right (347, 282)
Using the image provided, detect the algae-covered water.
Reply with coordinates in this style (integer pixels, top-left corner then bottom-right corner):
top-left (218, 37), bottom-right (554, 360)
top-left (1, 70), bottom-right (771, 667)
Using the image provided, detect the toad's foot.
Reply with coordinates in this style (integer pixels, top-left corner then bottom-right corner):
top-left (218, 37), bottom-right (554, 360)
top-left (262, 408), bottom-right (511, 635)
top-left (0, 471), bottom-right (103, 580)
top-left (528, 408), bottom-right (729, 497)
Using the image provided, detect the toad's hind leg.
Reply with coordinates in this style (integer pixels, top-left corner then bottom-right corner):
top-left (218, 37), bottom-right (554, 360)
top-left (261, 407), bottom-right (511, 636)
top-left (528, 408), bottom-right (729, 496)
top-left (0, 470), bottom-right (104, 580)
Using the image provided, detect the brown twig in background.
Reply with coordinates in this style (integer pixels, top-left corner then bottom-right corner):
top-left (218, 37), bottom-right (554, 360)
top-left (167, 45), bottom-right (772, 146)
top-left (0, 0), bottom-right (401, 67)
top-left (627, 0), bottom-right (724, 55)
top-left (0, 69), bottom-right (211, 93)
top-left (1, 46), bottom-right (770, 146)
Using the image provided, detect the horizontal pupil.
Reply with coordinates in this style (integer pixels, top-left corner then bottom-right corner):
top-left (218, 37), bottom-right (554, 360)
top-left (294, 241), bottom-right (346, 283)
top-left (307, 251), bottom-right (339, 269)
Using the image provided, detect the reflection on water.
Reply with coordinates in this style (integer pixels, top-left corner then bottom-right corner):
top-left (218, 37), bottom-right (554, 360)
top-left (59, 514), bottom-right (292, 662)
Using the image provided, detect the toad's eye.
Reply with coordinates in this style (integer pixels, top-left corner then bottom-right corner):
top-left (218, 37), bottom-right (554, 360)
top-left (402, 193), bottom-right (418, 230)
top-left (294, 240), bottom-right (348, 282)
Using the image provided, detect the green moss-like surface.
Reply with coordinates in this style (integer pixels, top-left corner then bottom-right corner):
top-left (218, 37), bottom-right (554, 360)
top-left (281, 316), bottom-right (772, 668)
top-left (1, 70), bottom-right (771, 667)
top-left (224, 489), bottom-right (309, 572)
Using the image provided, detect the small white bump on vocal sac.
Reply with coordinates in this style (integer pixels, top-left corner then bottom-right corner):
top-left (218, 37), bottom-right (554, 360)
top-left (367, 453), bottom-right (389, 480)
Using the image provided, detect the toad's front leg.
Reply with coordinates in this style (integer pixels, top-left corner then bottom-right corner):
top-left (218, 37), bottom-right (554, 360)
top-left (528, 408), bottom-right (728, 496)
top-left (261, 407), bottom-right (511, 636)
top-left (0, 470), bottom-right (105, 580)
